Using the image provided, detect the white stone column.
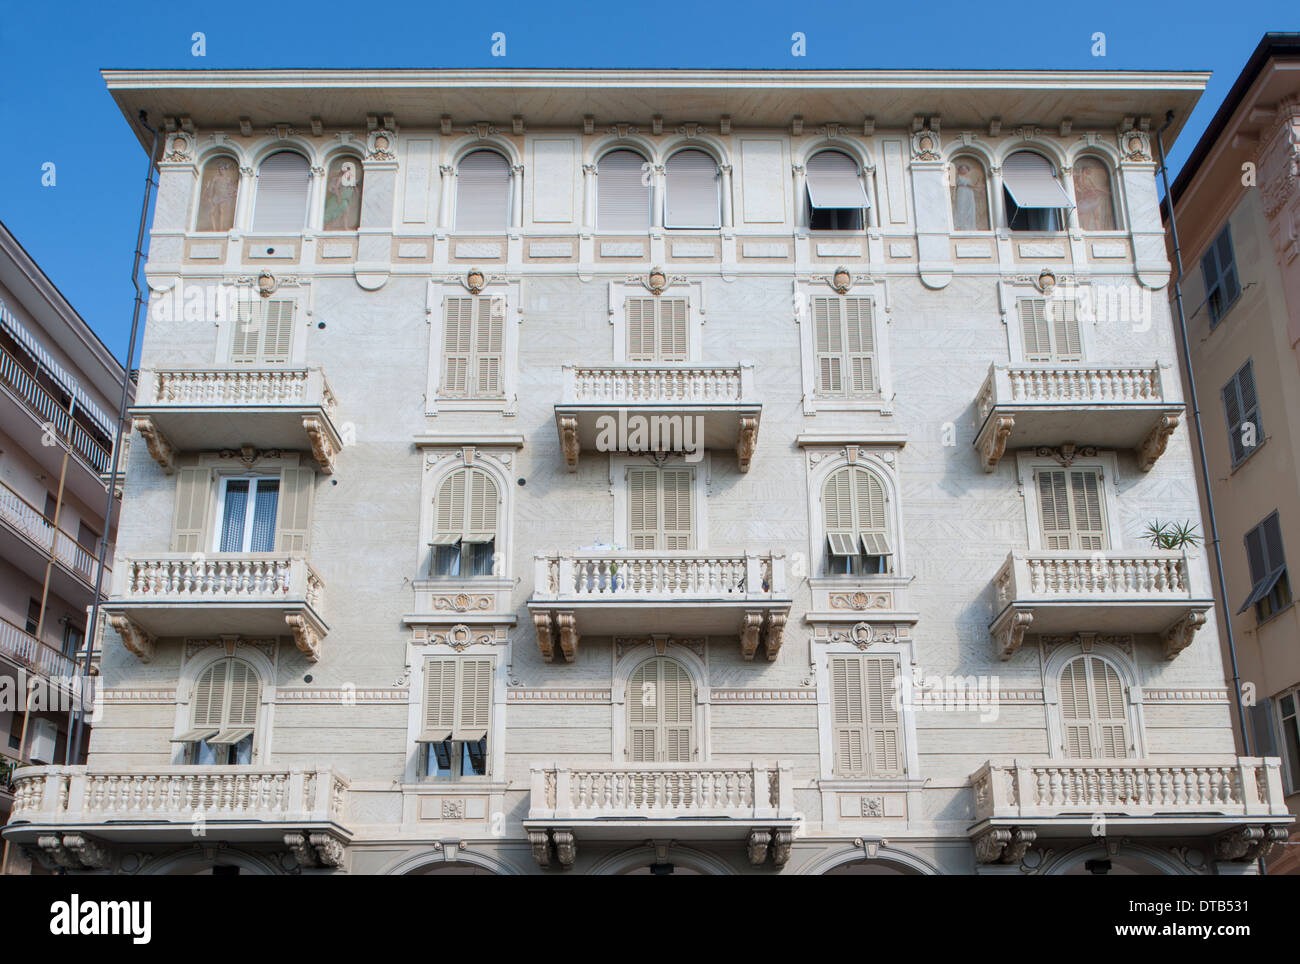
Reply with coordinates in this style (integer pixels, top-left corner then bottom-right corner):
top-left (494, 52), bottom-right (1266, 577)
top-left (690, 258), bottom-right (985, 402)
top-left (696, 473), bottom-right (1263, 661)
top-left (307, 165), bottom-right (325, 232)
top-left (1060, 164), bottom-right (1081, 234)
top-left (235, 165), bottom-right (256, 232)
top-left (864, 166), bottom-right (878, 229)
top-left (582, 163), bottom-right (597, 230)
top-left (989, 164), bottom-right (1007, 231)
top-left (650, 164), bottom-right (665, 228)
top-left (438, 164), bottom-right (456, 229)
top-left (792, 164), bottom-right (807, 229)
top-left (510, 164), bottom-right (524, 228)
top-left (719, 163), bottom-right (734, 227)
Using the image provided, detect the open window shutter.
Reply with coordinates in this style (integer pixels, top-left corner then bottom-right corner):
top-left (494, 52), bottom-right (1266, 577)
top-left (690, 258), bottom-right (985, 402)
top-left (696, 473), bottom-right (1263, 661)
top-left (171, 466), bottom-right (212, 553)
top-left (259, 300), bottom-right (295, 364)
top-left (664, 150), bottom-right (719, 228)
top-left (1263, 513), bottom-right (1287, 574)
top-left (824, 469), bottom-right (853, 532)
top-left (1059, 658), bottom-right (1093, 758)
top-left (844, 298), bottom-right (875, 393)
top-left (1216, 230), bottom-right (1241, 304)
top-left (628, 468), bottom-right (658, 550)
top-left (455, 150), bottom-right (510, 231)
top-left (1019, 299), bottom-right (1052, 362)
top-left (1201, 247), bottom-right (1221, 307)
top-left (442, 298), bottom-right (473, 396)
top-left (421, 660), bottom-right (456, 741)
top-left (865, 657), bottom-right (902, 775)
top-left (230, 300), bottom-right (261, 363)
top-left (436, 469), bottom-right (468, 542)
top-left (1068, 470), bottom-right (1107, 550)
top-left (853, 468), bottom-right (886, 530)
top-left (830, 656), bottom-right (867, 775)
top-left (660, 659), bottom-right (694, 762)
top-left (225, 659), bottom-right (260, 728)
top-left (1089, 657), bottom-right (1129, 759)
top-left (658, 298), bottom-right (688, 361)
top-left (474, 296), bottom-right (505, 396)
top-left (660, 468), bottom-right (694, 551)
top-left (252, 152), bottom-right (310, 233)
top-left (454, 658), bottom-right (493, 742)
top-left (1036, 470), bottom-right (1072, 550)
top-left (812, 297), bottom-right (843, 395)
top-left (806, 151), bottom-right (869, 209)
top-left (626, 298), bottom-right (655, 361)
top-left (1245, 523), bottom-right (1270, 587)
top-left (274, 466), bottom-right (314, 552)
top-left (1223, 372), bottom-right (1246, 464)
top-left (1251, 700), bottom-right (1278, 758)
top-left (1238, 361), bottom-right (1261, 459)
top-left (465, 470), bottom-right (498, 543)
top-left (627, 660), bottom-right (657, 762)
top-left (1051, 298), bottom-right (1082, 361)
top-left (192, 662), bottom-right (228, 729)
top-left (597, 150), bottom-right (651, 231)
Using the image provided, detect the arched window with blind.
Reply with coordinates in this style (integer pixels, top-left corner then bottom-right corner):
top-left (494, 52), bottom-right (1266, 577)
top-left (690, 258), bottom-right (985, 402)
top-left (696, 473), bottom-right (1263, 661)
top-left (597, 149), bottom-right (651, 231)
top-left (822, 465), bottom-right (891, 575)
top-left (252, 151), bottom-right (311, 233)
top-left (174, 658), bottom-right (261, 765)
top-left (1058, 655), bottom-right (1130, 758)
top-left (626, 657), bottom-right (695, 762)
top-left (431, 467), bottom-right (499, 577)
top-left (806, 150), bottom-right (869, 230)
top-left (1002, 150), bottom-right (1071, 232)
top-left (663, 149), bottom-right (720, 229)
top-left (455, 150), bottom-right (511, 231)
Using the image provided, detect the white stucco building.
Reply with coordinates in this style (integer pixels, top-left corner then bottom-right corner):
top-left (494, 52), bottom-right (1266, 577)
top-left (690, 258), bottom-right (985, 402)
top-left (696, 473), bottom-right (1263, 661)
top-left (2, 68), bottom-right (1289, 875)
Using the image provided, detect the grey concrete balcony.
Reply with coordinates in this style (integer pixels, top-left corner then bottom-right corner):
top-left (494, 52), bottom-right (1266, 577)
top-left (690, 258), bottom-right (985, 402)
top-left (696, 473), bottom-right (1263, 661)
top-left (523, 760), bottom-right (798, 869)
top-left (553, 363), bottom-right (761, 471)
top-left (989, 550), bottom-right (1213, 660)
top-left (968, 757), bottom-right (1292, 866)
top-left (528, 551), bottom-right (791, 661)
top-left (131, 367), bottom-right (342, 473)
top-left (1, 765), bottom-right (351, 870)
top-left (103, 553), bottom-right (327, 662)
top-left (974, 363), bottom-right (1183, 472)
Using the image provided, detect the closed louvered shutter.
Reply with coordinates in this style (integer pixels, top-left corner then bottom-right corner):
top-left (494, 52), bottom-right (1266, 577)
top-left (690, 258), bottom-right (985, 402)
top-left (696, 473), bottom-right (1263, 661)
top-left (628, 659), bottom-right (658, 761)
top-left (626, 298), bottom-right (656, 361)
top-left (664, 150), bottom-right (719, 228)
top-left (813, 297), bottom-right (844, 395)
top-left (252, 152), bottom-right (310, 233)
top-left (627, 658), bottom-right (693, 762)
top-left (845, 297), bottom-right (875, 393)
top-left (660, 659), bottom-right (694, 762)
top-left (1051, 298), bottom-right (1082, 361)
top-left (1019, 297), bottom-right (1080, 362)
top-left (455, 150), bottom-right (510, 231)
top-left (422, 659), bottom-right (457, 742)
top-left (1019, 299), bottom-right (1052, 362)
top-left (830, 656), bottom-right (866, 775)
top-left (627, 467), bottom-right (694, 551)
top-left (260, 301), bottom-right (294, 364)
top-left (1036, 470), bottom-right (1072, 549)
top-left (659, 298), bottom-right (688, 361)
top-left (1037, 469), bottom-right (1107, 550)
top-left (813, 296), bottom-right (875, 395)
top-left (475, 297), bottom-right (504, 395)
top-left (626, 297), bottom-right (687, 362)
top-left (465, 469), bottom-right (498, 543)
top-left (661, 468), bottom-right (693, 550)
top-left (627, 468), bottom-right (659, 550)
top-left (1223, 361), bottom-right (1261, 466)
top-left (1069, 470), bottom-right (1106, 550)
top-left (231, 300), bottom-right (294, 364)
top-left (441, 296), bottom-right (504, 398)
top-left (442, 298), bottom-right (474, 396)
top-left (865, 656), bottom-right (902, 776)
top-left (192, 662), bottom-right (228, 729)
top-left (1090, 658), bottom-right (1129, 758)
top-left (1061, 657), bottom-right (1128, 759)
top-left (171, 466), bottom-right (212, 553)
top-left (435, 469), bottom-right (467, 543)
top-left (230, 300), bottom-right (261, 363)
top-left (597, 150), bottom-right (651, 231)
top-left (274, 467), bottom-right (314, 553)
top-left (454, 659), bottom-right (493, 741)
top-left (1059, 657), bottom-right (1093, 757)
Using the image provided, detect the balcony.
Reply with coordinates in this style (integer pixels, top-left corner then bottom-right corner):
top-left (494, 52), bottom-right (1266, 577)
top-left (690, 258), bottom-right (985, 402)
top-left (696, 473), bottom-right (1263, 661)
top-left (974, 363), bottom-right (1183, 472)
top-left (0, 615), bottom-right (79, 681)
top-left (528, 551), bottom-right (790, 661)
top-left (523, 761), bottom-right (798, 869)
top-left (989, 551), bottom-right (1212, 660)
top-left (0, 478), bottom-right (111, 600)
top-left (1, 765), bottom-right (351, 869)
top-left (968, 758), bottom-right (1291, 865)
top-left (554, 364), bottom-right (761, 471)
top-left (103, 553), bottom-right (327, 662)
top-left (131, 367), bottom-right (342, 473)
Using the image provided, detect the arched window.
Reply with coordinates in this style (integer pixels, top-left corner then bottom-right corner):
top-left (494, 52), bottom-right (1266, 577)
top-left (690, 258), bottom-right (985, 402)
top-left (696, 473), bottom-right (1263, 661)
top-left (455, 150), bottom-right (511, 231)
top-left (178, 658), bottom-right (261, 765)
top-left (806, 150), bottom-right (868, 230)
top-left (1002, 151), bottom-right (1070, 232)
top-left (432, 467), bottom-right (499, 577)
top-left (252, 151), bottom-right (310, 232)
top-left (822, 465), bottom-right (891, 575)
top-left (664, 150), bottom-right (719, 228)
top-left (1072, 155), bottom-right (1118, 231)
top-left (196, 155), bottom-right (239, 232)
top-left (322, 155), bottom-right (364, 231)
top-left (597, 150), bottom-right (651, 231)
top-left (1059, 655), bottom-right (1129, 758)
top-left (627, 657), bottom-right (694, 762)
top-left (949, 154), bottom-right (990, 231)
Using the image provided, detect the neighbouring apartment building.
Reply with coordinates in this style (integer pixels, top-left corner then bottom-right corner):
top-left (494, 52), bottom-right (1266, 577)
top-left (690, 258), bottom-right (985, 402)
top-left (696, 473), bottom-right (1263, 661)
top-left (1164, 33), bottom-right (1300, 874)
top-left (0, 220), bottom-right (128, 873)
top-left (1, 67), bottom-right (1290, 876)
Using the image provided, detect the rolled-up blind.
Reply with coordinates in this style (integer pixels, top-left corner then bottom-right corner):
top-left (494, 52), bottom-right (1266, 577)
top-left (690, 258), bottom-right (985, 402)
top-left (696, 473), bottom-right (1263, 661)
top-left (456, 150), bottom-right (511, 230)
top-left (597, 150), bottom-right (651, 231)
top-left (664, 150), bottom-right (719, 228)
top-left (252, 152), bottom-right (310, 232)
top-left (1002, 151), bottom-right (1072, 209)
top-left (806, 151), bottom-right (869, 209)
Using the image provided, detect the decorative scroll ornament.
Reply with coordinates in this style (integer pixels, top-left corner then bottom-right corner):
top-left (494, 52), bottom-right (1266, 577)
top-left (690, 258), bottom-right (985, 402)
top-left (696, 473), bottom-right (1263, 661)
top-left (1034, 443), bottom-right (1098, 468)
top-left (911, 129), bottom-right (942, 161)
top-left (219, 445), bottom-right (283, 467)
top-left (163, 134), bottom-right (193, 163)
top-left (367, 129), bottom-right (396, 161)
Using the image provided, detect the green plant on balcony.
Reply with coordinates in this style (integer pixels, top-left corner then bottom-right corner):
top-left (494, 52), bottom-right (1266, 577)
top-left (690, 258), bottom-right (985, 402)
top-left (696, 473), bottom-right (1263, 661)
top-left (1142, 519), bottom-right (1202, 551)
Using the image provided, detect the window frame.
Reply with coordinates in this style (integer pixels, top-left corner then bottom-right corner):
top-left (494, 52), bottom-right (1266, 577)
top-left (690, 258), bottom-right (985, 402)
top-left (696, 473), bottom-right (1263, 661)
top-left (1222, 358), bottom-right (1264, 468)
top-left (1202, 225), bottom-right (1242, 329)
top-left (454, 148), bottom-right (513, 233)
top-left (1042, 640), bottom-right (1145, 760)
top-left (821, 464), bottom-right (893, 576)
top-left (662, 148), bottom-right (721, 230)
top-left (1001, 150), bottom-right (1070, 232)
top-left (612, 644), bottom-right (706, 764)
top-left (1275, 688), bottom-right (1300, 794)
top-left (611, 454), bottom-right (710, 552)
top-left (1240, 511), bottom-right (1293, 624)
top-left (172, 652), bottom-right (268, 767)
top-left (596, 148), bottom-right (653, 233)
top-left (1056, 653), bottom-right (1131, 760)
top-left (211, 474), bottom-right (281, 554)
top-left (1016, 451), bottom-right (1123, 553)
top-left (804, 149), bottom-right (869, 231)
top-left (413, 655), bottom-right (497, 782)
top-left (425, 282), bottom-right (521, 416)
top-left (250, 149), bottom-right (312, 235)
top-left (608, 279), bottom-right (705, 364)
top-left (429, 465), bottom-right (500, 579)
top-left (793, 280), bottom-right (894, 415)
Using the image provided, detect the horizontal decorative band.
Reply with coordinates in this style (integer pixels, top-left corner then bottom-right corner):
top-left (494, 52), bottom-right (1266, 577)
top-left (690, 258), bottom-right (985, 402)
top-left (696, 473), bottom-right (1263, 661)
top-left (277, 688), bottom-right (410, 703)
top-left (507, 688), bottom-right (612, 703)
top-left (100, 689), bottom-right (177, 703)
top-left (710, 688), bottom-right (817, 702)
top-left (1143, 688), bottom-right (1230, 703)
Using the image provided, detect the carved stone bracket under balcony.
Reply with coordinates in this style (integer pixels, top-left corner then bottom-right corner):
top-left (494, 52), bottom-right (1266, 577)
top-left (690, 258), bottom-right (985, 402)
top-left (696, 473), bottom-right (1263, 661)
top-left (107, 613), bottom-right (155, 663)
top-left (747, 827), bottom-right (794, 866)
top-left (35, 832), bottom-right (111, 870)
top-left (133, 416), bottom-right (176, 475)
top-left (991, 610), bottom-right (1033, 660)
top-left (973, 826), bottom-right (1037, 865)
top-left (1138, 413), bottom-right (1180, 472)
top-left (1215, 825), bottom-right (1287, 863)
top-left (283, 831), bottom-right (347, 869)
top-left (740, 610), bottom-right (787, 661)
top-left (528, 828), bottom-right (577, 869)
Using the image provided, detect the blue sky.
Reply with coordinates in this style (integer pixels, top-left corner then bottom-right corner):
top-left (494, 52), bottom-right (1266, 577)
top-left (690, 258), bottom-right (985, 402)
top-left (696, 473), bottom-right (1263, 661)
top-left (0, 0), bottom-right (1295, 360)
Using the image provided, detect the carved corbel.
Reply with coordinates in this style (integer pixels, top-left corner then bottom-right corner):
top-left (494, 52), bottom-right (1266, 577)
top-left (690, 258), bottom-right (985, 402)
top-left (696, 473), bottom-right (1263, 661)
top-left (533, 611), bottom-right (556, 662)
top-left (60, 834), bottom-right (111, 870)
top-left (37, 835), bottom-right (79, 869)
top-left (285, 614), bottom-right (322, 661)
top-left (309, 832), bottom-right (346, 868)
top-left (992, 610), bottom-right (1033, 661)
top-left (283, 832), bottom-right (314, 867)
top-left (1138, 412), bottom-right (1180, 471)
top-left (133, 417), bottom-right (175, 475)
top-left (746, 828), bottom-right (772, 865)
top-left (1002, 828), bottom-right (1037, 865)
top-left (528, 830), bottom-right (551, 868)
top-left (739, 611), bottom-right (765, 660)
top-left (302, 416), bottom-right (338, 474)
top-left (770, 829), bottom-right (793, 867)
top-left (555, 611), bottom-right (579, 662)
top-left (108, 613), bottom-right (155, 663)
top-left (762, 611), bottom-right (787, 661)
top-left (552, 830), bottom-right (577, 869)
top-left (736, 416), bottom-right (759, 472)
top-left (973, 826), bottom-right (1036, 864)
top-left (559, 416), bottom-right (579, 472)
top-left (1215, 825), bottom-right (1286, 863)
top-left (1162, 611), bottom-right (1205, 659)
top-left (977, 415), bottom-right (1015, 472)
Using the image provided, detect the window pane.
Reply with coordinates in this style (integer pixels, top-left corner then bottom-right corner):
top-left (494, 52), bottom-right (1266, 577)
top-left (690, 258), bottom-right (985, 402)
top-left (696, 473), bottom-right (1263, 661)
top-left (231, 735), bottom-right (253, 765)
top-left (470, 540), bottom-right (495, 576)
top-left (219, 481), bottom-right (249, 552)
top-left (464, 738), bottom-right (487, 775)
top-left (1286, 715), bottom-right (1300, 792)
top-left (250, 480), bottom-right (279, 553)
top-left (433, 544), bottom-right (462, 577)
top-left (431, 740), bottom-right (455, 775)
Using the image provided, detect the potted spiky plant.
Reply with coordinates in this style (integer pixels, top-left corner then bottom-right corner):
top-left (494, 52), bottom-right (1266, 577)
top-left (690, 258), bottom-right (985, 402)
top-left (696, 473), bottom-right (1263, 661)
top-left (1142, 519), bottom-right (1202, 551)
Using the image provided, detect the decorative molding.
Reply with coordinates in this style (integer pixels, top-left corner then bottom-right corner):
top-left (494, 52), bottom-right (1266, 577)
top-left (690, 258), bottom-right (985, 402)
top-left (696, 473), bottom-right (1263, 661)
top-left (99, 688), bottom-right (177, 703)
top-left (1138, 414), bottom-right (1180, 472)
top-left (1161, 611), bottom-right (1206, 660)
top-left (303, 416), bottom-right (338, 474)
top-left (559, 415), bottom-right (579, 472)
top-left (1214, 825), bottom-right (1285, 863)
top-left (614, 636), bottom-right (706, 660)
top-left (978, 416), bottom-right (1014, 473)
top-left (184, 637), bottom-right (278, 661)
top-left (1142, 688), bottom-right (1230, 703)
top-left (1033, 443), bottom-right (1098, 468)
top-left (277, 688), bottom-right (409, 703)
top-left (829, 591), bottom-right (893, 611)
top-left (974, 826), bottom-right (1037, 864)
top-left (992, 610), bottom-right (1033, 660)
top-left (133, 417), bottom-right (175, 475)
top-left (285, 614), bottom-right (322, 661)
top-left (736, 416), bottom-right (758, 473)
top-left (709, 688), bottom-right (817, 703)
top-left (108, 614), bottom-right (154, 663)
top-left (506, 688), bottom-right (612, 703)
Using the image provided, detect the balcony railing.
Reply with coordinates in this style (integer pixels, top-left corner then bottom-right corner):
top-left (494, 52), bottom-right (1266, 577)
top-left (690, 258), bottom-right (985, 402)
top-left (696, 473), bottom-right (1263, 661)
top-left (145, 367), bottom-right (337, 414)
top-left (563, 364), bottom-right (753, 405)
top-left (0, 343), bottom-right (111, 474)
top-left (976, 364), bottom-right (1171, 424)
top-left (0, 615), bottom-right (78, 679)
top-left (994, 551), bottom-right (1192, 606)
top-left (535, 551), bottom-right (773, 599)
top-left (0, 478), bottom-right (109, 589)
top-left (120, 553), bottom-right (323, 607)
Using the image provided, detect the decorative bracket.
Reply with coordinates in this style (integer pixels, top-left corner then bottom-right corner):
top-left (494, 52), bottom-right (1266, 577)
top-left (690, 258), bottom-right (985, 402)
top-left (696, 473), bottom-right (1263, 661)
top-left (1214, 824), bottom-right (1286, 863)
top-left (556, 611), bottom-right (579, 662)
top-left (1138, 412), bottom-right (1180, 472)
top-left (559, 416), bottom-right (579, 472)
top-left (991, 610), bottom-right (1033, 661)
top-left (973, 826), bottom-right (1037, 864)
top-left (303, 416), bottom-right (338, 474)
top-left (1161, 610), bottom-right (1206, 659)
top-left (736, 416), bottom-right (759, 473)
top-left (533, 611), bottom-right (556, 662)
top-left (977, 415), bottom-right (1014, 473)
top-left (108, 613), bottom-right (155, 663)
top-left (285, 614), bottom-right (323, 661)
top-left (133, 417), bottom-right (176, 475)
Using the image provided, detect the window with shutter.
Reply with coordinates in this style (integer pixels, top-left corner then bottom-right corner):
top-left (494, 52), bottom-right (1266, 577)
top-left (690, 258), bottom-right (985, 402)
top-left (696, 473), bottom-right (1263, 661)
top-left (625, 297), bottom-right (688, 362)
top-left (212, 476), bottom-right (281, 553)
top-left (806, 150), bottom-right (867, 230)
top-left (830, 655), bottom-right (903, 777)
top-left (1277, 692), bottom-right (1300, 793)
top-left (1222, 359), bottom-right (1262, 466)
top-left (1017, 297), bottom-right (1080, 362)
top-left (431, 467), bottom-right (499, 577)
top-left (420, 657), bottom-right (493, 778)
top-left (1202, 225), bottom-right (1242, 328)
top-left (626, 657), bottom-right (694, 763)
top-left (177, 658), bottom-right (261, 765)
top-left (664, 150), bottom-right (720, 229)
top-left (252, 151), bottom-right (310, 233)
top-left (597, 150), bottom-right (651, 231)
top-left (1034, 468), bottom-right (1108, 550)
top-left (440, 296), bottom-right (506, 398)
top-left (1239, 511), bottom-right (1292, 621)
top-left (455, 150), bottom-right (511, 231)
top-left (1002, 151), bottom-right (1069, 232)
top-left (822, 466), bottom-right (890, 575)
top-left (1059, 656), bottom-right (1129, 759)
top-left (627, 467), bottom-right (694, 551)
top-left (230, 299), bottom-right (296, 365)
top-left (811, 296), bottom-right (876, 397)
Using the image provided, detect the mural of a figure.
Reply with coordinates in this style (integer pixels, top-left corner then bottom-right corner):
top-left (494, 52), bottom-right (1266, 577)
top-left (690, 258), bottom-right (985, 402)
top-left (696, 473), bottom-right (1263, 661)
top-left (1073, 157), bottom-right (1116, 231)
top-left (323, 157), bottom-right (363, 231)
top-left (197, 157), bottom-right (239, 231)
top-left (950, 156), bottom-right (990, 230)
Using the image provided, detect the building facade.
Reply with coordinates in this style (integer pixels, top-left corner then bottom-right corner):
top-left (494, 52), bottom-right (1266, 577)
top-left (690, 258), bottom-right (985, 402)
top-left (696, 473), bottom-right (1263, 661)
top-left (2, 68), bottom-right (1290, 875)
top-left (0, 220), bottom-right (128, 873)
top-left (1164, 34), bottom-right (1300, 874)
